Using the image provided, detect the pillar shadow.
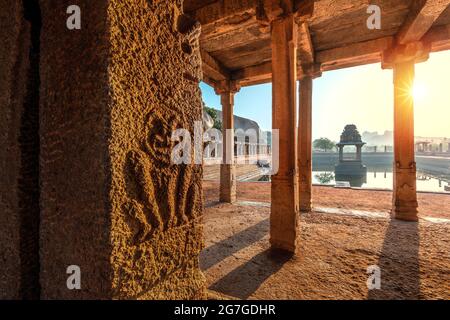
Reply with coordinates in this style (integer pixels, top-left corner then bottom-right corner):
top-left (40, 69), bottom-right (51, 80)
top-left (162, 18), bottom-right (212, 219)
top-left (200, 218), bottom-right (269, 271)
top-left (204, 200), bottom-right (221, 208)
top-left (368, 218), bottom-right (420, 299)
top-left (209, 248), bottom-right (293, 299)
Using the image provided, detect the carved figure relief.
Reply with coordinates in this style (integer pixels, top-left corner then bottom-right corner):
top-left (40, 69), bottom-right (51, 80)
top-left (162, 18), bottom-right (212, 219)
top-left (124, 111), bottom-right (201, 244)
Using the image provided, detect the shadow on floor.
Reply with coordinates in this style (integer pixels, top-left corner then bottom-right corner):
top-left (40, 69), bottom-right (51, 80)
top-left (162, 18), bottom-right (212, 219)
top-left (368, 218), bottom-right (420, 299)
top-left (209, 248), bottom-right (293, 299)
top-left (200, 218), bottom-right (269, 271)
top-left (204, 200), bottom-right (221, 208)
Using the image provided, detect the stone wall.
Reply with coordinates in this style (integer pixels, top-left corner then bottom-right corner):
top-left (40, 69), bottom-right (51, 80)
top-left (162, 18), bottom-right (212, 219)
top-left (36, 0), bottom-right (204, 299)
top-left (0, 0), bottom-right (41, 299)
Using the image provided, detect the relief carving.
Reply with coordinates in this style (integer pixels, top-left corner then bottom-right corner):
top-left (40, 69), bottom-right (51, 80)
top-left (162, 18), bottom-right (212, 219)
top-left (124, 112), bottom-right (201, 244)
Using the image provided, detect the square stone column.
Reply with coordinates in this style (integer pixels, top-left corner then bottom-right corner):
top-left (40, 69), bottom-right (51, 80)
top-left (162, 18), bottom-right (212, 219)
top-left (298, 76), bottom-right (313, 212)
top-left (38, 0), bottom-right (205, 299)
top-left (0, 0), bottom-right (40, 299)
top-left (270, 13), bottom-right (299, 253)
top-left (383, 42), bottom-right (429, 221)
top-left (392, 61), bottom-right (418, 221)
top-left (216, 81), bottom-right (239, 203)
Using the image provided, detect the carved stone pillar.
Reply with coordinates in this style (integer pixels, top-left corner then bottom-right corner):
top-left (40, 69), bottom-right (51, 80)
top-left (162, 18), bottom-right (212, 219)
top-left (298, 75), bottom-right (313, 212)
top-left (383, 42), bottom-right (429, 221)
top-left (392, 61), bottom-right (418, 221)
top-left (215, 81), bottom-right (239, 203)
top-left (39, 0), bottom-right (206, 299)
top-left (270, 10), bottom-right (299, 253)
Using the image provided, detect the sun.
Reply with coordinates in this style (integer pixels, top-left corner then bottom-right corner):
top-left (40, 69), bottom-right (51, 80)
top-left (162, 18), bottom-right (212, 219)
top-left (412, 82), bottom-right (427, 101)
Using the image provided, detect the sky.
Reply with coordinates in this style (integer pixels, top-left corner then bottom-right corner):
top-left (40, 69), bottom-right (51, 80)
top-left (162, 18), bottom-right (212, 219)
top-left (200, 51), bottom-right (450, 142)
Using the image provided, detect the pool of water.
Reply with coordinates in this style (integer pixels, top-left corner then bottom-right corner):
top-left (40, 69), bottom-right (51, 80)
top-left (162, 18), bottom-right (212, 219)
top-left (313, 171), bottom-right (450, 193)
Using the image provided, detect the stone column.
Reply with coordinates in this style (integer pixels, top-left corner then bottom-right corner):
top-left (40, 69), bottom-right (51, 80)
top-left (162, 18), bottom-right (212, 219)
top-left (339, 146), bottom-right (344, 161)
top-left (270, 12), bottom-right (299, 253)
top-left (0, 0), bottom-right (41, 299)
top-left (216, 81), bottom-right (239, 203)
top-left (383, 42), bottom-right (429, 221)
top-left (356, 145), bottom-right (362, 161)
top-left (392, 61), bottom-right (418, 221)
top-left (298, 75), bottom-right (313, 212)
top-left (38, 0), bottom-right (205, 299)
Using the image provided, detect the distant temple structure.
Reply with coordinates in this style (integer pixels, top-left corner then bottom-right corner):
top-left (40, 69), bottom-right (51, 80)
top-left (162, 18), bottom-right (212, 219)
top-left (204, 109), bottom-right (270, 159)
top-left (335, 125), bottom-right (367, 186)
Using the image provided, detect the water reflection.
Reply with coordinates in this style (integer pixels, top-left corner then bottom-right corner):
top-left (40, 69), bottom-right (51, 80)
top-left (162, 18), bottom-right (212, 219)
top-left (311, 171), bottom-right (450, 192)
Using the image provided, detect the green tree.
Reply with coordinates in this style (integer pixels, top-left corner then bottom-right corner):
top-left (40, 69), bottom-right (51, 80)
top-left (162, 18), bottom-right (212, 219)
top-left (204, 105), bottom-right (222, 131)
top-left (313, 138), bottom-right (336, 152)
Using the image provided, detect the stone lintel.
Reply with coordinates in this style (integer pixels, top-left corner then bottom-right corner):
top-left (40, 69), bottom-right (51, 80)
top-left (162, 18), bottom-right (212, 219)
top-left (298, 63), bottom-right (322, 80)
top-left (381, 41), bottom-right (430, 69)
top-left (257, 0), bottom-right (314, 27)
top-left (214, 79), bottom-right (241, 95)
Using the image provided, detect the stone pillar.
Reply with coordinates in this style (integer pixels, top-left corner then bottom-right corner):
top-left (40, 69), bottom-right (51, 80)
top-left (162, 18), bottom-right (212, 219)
top-left (298, 76), bottom-right (313, 212)
top-left (339, 146), bottom-right (344, 161)
top-left (392, 61), bottom-right (418, 221)
top-left (270, 12), bottom-right (299, 253)
top-left (38, 0), bottom-right (205, 299)
top-left (0, 0), bottom-right (41, 299)
top-left (383, 42), bottom-right (429, 221)
top-left (356, 145), bottom-right (362, 161)
top-left (216, 81), bottom-right (239, 203)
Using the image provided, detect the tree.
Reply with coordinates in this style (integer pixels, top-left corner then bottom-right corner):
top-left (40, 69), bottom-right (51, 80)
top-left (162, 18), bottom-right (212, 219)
top-left (203, 105), bottom-right (222, 131)
top-left (313, 138), bottom-right (336, 152)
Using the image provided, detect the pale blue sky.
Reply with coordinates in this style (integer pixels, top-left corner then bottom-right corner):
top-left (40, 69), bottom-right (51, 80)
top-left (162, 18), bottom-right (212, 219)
top-left (201, 51), bottom-right (450, 142)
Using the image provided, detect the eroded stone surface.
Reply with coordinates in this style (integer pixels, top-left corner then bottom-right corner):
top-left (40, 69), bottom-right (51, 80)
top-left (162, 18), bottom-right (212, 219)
top-left (39, 0), bottom-right (205, 299)
top-left (0, 0), bottom-right (40, 299)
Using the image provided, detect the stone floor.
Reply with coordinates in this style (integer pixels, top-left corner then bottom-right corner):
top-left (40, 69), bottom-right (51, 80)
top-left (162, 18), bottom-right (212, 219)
top-left (201, 182), bottom-right (450, 300)
top-left (203, 181), bottom-right (450, 219)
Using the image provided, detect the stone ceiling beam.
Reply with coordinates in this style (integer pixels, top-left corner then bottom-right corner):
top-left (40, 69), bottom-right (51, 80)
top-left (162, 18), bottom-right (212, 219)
top-left (297, 22), bottom-right (315, 73)
top-left (230, 21), bottom-right (450, 87)
top-left (201, 49), bottom-right (231, 85)
top-left (423, 23), bottom-right (450, 52)
top-left (232, 37), bottom-right (394, 85)
top-left (189, 0), bottom-right (257, 29)
top-left (397, 0), bottom-right (450, 45)
top-left (231, 61), bottom-right (272, 86)
top-left (316, 37), bottom-right (394, 71)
